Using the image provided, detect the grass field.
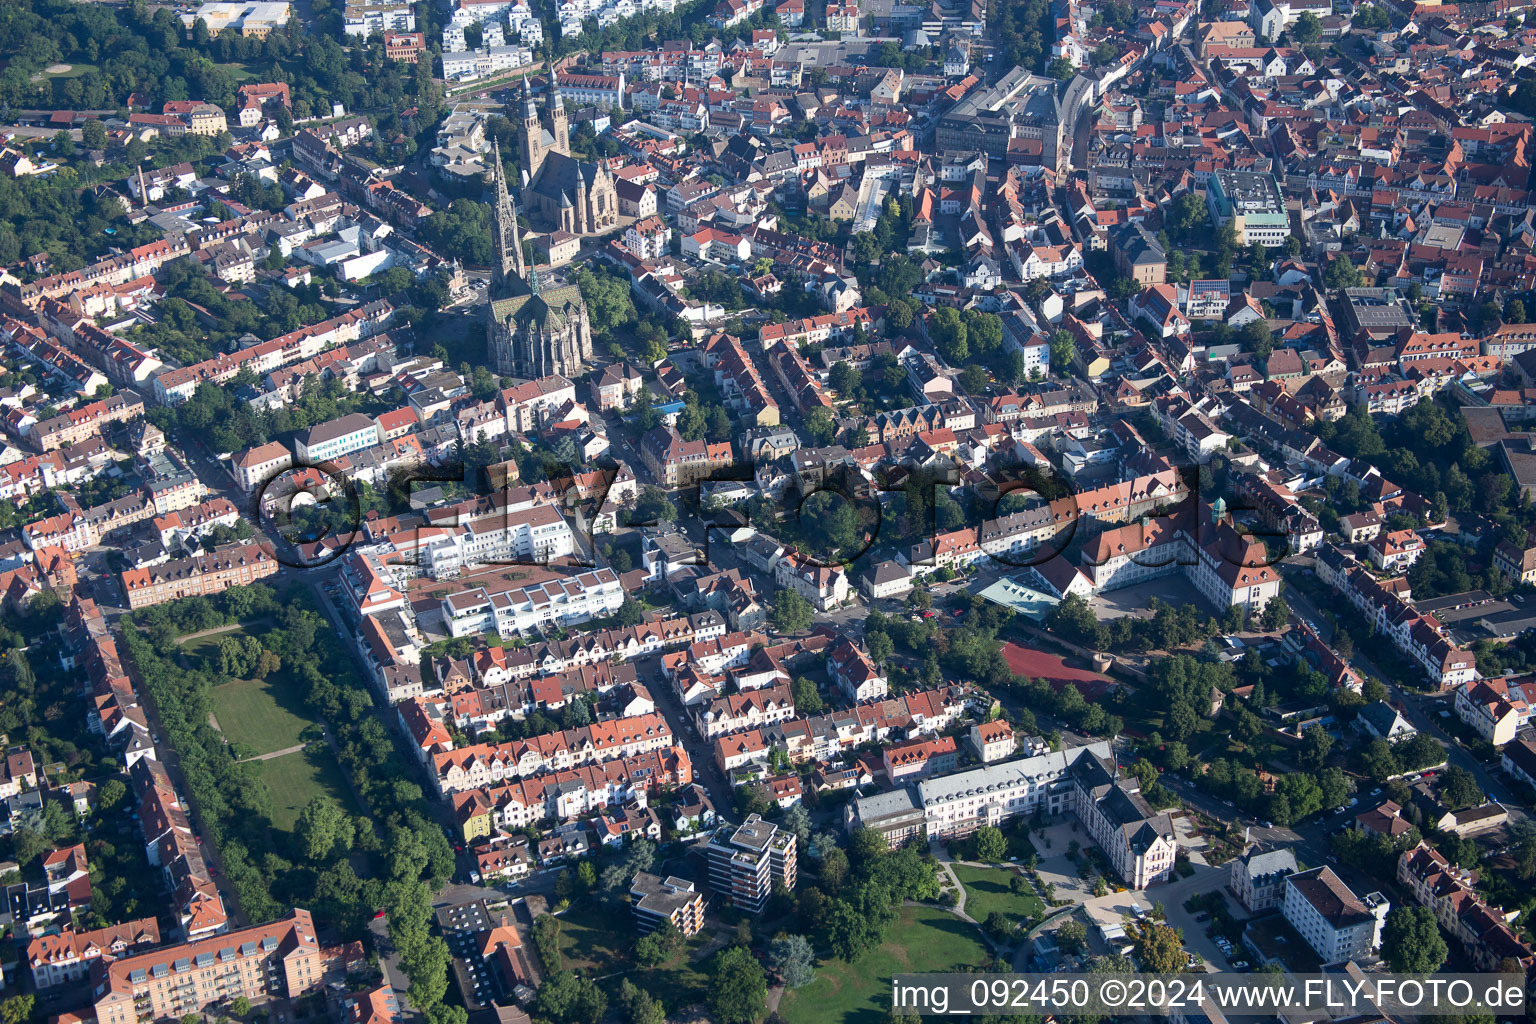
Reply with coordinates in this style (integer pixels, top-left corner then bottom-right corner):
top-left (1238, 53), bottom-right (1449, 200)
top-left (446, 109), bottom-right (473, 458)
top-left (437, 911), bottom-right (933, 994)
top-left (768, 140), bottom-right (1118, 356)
top-left (252, 747), bottom-right (355, 831)
top-left (778, 906), bottom-right (992, 1024)
top-left (952, 864), bottom-right (1044, 929)
top-left (183, 621), bottom-right (313, 757)
top-left (35, 62), bottom-right (96, 80)
top-left (555, 900), bottom-right (712, 1010)
top-left (556, 900), bottom-right (630, 974)
top-left (211, 676), bottom-right (314, 755)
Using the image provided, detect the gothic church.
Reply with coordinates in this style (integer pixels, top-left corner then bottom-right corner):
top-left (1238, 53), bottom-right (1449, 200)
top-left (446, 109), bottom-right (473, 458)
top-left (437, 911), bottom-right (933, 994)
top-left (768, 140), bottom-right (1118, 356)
top-left (517, 75), bottom-right (619, 236)
top-left (485, 139), bottom-right (594, 380)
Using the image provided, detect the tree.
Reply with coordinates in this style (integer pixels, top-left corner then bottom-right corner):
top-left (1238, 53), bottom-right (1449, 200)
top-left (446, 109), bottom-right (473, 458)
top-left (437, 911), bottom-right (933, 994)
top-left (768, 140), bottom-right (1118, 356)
top-left (1056, 919), bottom-right (1087, 954)
top-left (1134, 922), bottom-right (1185, 974)
top-left (804, 406), bottom-right (836, 446)
top-left (617, 980), bottom-right (666, 1024)
top-left (534, 971), bottom-right (608, 1024)
top-left (1360, 738), bottom-right (1398, 782)
top-left (985, 910), bottom-right (1014, 940)
top-left (98, 778), bottom-right (127, 811)
top-left (614, 598), bottom-right (644, 627)
top-left (772, 588), bottom-right (815, 633)
top-left (1291, 10), bottom-right (1321, 42)
top-left (295, 796), bottom-right (350, 861)
top-left (867, 631), bottom-right (894, 667)
top-left (81, 120), bottom-right (107, 150)
top-left (769, 933), bottom-right (816, 988)
top-left (782, 804), bottom-right (812, 846)
top-left (1324, 256), bottom-right (1362, 289)
top-left (630, 486), bottom-right (677, 524)
top-left (1166, 702), bottom-right (1197, 742)
top-left (1437, 765), bottom-right (1483, 810)
top-left (929, 306), bottom-right (968, 363)
top-left (792, 676), bottom-right (824, 715)
top-left (230, 999), bottom-right (251, 1019)
top-left (1381, 906), bottom-right (1447, 973)
top-left (1, 997), bottom-right (33, 1024)
top-left (973, 826), bottom-right (1006, 862)
top-left (709, 946), bottom-right (768, 1024)
top-left (958, 364), bottom-right (989, 394)
top-left (1298, 724), bottom-right (1333, 773)
top-left (1260, 596), bottom-right (1290, 631)
top-left (1049, 330), bottom-right (1075, 372)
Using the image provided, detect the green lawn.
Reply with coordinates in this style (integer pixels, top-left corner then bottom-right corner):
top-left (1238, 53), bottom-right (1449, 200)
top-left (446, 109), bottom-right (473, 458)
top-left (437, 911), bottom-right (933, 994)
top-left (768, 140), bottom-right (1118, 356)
top-left (556, 900), bottom-right (630, 974)
top-left (778, 906), bottom-right (992, 1024)
top-left (952, 864), bottom-right (1044, 929)
top-left (211, 676), bottom-right (315, 755)
top-left (35, 62), bottom-right (96, 80)
top-left (555, 899), bottom-right (712, 1010)
top-left (252, 747), bottom-right (355, 831)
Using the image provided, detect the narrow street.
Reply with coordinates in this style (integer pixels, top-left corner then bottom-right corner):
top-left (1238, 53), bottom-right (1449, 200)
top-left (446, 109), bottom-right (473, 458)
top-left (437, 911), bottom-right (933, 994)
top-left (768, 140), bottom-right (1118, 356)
top-left (636, 651), bottom-right (736, 812)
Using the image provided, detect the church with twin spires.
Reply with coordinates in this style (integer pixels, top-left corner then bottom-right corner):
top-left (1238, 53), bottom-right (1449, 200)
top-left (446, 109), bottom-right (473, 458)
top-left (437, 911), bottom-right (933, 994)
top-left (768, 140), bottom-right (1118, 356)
top-left (484, 137), bottom-right (594, 381)
top-left (517, 74), bottom-right (619, 236)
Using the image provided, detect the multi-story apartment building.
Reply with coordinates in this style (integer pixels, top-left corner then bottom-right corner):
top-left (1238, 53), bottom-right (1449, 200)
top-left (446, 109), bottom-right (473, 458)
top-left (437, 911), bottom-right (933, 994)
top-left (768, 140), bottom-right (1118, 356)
top-left (343, 0), bottom-right (417, 35)
top-left (639, 426), bottom-right (734, 487)
top-left (28, 919), bottom-right (161, 989)
top-left (1206, 170), bottom-right (1288, 247)
top-left (440, 566), bottom-right (623, 638)
top-left (967, 720), bottom-right (1017, 763)
top-left (119, 544), bottom-right (279, 610)
top-left (92, 910), bottom-right (333, 1024)
top-left (706, 814), bottom-right (797, 914)
top-left (629, 873), bottom-right (705, 935)
top-left (827, 639), bottom-right (888, 702)
top-left (1398, 843), bottom-right (1535, 971)
top-left (694, 684), bottom-right (795, 739)
top-left (1454, 680), bottom-right (1520, 747)
top-left (774, 551), bottom-right (850, 611)
top-left (295, 413), bottom-right (382, 464)
top-left (1281, 867), bottom-right (1389, 965)
top-left (423, 505), bottom-right (576, 579)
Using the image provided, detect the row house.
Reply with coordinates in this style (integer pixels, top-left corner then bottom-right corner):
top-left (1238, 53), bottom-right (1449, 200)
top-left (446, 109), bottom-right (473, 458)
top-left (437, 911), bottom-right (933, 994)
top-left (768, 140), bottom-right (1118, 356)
top-left (440, 567), bottom-right (624, 638)
top-left (449, 754), bottom-right (667, 839)
top-left (1398, 843), bottom-right (1534, 971)
top-left (694, 683), bottom-right (795, 739)
top-left (1319, 547), bottom-right (1476, 688)
top-left (431, 712), bottom-right (676, 795)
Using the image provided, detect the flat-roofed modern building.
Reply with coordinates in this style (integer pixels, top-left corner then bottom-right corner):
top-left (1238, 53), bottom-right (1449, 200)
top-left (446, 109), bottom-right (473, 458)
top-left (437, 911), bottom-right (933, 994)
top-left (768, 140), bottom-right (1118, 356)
top-left (630, 872), bottom-right (705, 935)
top-left (706, 814), bottom-right (796, 914)
top-left (1206, 170), bottom-right (1288, 247)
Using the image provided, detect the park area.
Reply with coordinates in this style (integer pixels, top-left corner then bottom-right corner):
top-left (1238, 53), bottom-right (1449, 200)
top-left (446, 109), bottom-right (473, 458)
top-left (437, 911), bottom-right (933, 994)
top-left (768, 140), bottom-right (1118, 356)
top-left (951, 863), bottom-right (1045, 930)
top-left (181, 622), bottom-right (355, 833)
top-left (552, 899), bottom-right (713, 1008)
top-left (777, 906), bottom-right (992, 1024)
top-left (252, 746), bottom-right (356, 831)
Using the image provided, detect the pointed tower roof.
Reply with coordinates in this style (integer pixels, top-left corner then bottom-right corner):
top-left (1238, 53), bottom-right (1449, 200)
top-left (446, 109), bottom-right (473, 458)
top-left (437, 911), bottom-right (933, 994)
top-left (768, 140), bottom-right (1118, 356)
top-left (521, 75), bottom-right (539, 120)
top-left (547, 70), bottom-right (564, 111)
top-left (491, 138), bottom-right (527, 291)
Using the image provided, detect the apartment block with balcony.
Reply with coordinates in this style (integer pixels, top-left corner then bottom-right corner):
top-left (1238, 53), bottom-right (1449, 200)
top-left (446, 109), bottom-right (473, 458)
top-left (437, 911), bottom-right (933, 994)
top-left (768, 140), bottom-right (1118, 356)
top-left (706, 814), bottom-right (797, 915)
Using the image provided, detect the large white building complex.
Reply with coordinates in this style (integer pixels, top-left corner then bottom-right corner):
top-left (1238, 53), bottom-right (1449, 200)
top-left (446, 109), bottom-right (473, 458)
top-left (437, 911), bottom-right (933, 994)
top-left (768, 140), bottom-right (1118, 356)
top-left (846, 741), bottom-right (1178, 889)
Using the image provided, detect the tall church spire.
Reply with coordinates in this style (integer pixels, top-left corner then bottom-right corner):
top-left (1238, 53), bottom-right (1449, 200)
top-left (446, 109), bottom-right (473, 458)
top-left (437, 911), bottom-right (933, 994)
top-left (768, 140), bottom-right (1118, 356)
top-left (491, 138), bottom-right (526, 289)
